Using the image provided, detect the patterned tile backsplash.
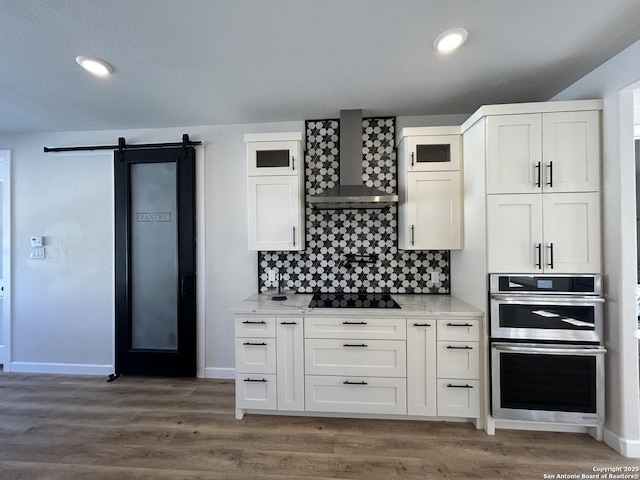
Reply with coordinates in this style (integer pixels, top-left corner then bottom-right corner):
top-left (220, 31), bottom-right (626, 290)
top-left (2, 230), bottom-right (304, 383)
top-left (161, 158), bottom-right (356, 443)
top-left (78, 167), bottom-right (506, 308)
top-left (257, 117), bottom-right (450, 294)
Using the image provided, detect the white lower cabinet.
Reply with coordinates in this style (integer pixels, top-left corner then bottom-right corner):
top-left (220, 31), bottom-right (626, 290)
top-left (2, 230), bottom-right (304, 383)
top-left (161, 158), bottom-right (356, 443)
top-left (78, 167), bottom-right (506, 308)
top-left (234, 314), bottom-right (482, 424)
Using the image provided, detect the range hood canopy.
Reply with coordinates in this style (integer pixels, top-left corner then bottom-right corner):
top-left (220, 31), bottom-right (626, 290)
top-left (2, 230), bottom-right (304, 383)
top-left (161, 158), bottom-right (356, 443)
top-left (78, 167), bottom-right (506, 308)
top-left (308, 109), bottom-right (398, 210)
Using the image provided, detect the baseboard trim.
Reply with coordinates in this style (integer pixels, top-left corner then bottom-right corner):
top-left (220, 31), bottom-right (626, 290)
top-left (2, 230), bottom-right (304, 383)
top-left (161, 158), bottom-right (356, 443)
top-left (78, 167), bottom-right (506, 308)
top-left (205, 367), bottom-right (234, 379)
top-left (604, 427), bottom-right (640, 458)
top-left (10, 362), bottom-right (113, 376)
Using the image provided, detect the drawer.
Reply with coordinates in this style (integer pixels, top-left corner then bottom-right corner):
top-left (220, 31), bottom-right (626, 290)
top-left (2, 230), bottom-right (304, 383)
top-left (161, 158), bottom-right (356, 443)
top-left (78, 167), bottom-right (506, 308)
top-left (304, 317), bottom-right (406, 340)
top-left (305, 375), bottom-right (407, 415)
top-left (305, 339), bottom-right (406, 377)
top-left (436, 341), bottom-right (479, 379)
top-left (235, 317), bottom-right (276, 338)
top-left (235, 374), bottom-right (277, 410)
top-left (437, 319), bottom-right (480, 342)
top-left (437, 379), bottom-right (479, 418)
top-left (235, 338), bottom-right (276, 374)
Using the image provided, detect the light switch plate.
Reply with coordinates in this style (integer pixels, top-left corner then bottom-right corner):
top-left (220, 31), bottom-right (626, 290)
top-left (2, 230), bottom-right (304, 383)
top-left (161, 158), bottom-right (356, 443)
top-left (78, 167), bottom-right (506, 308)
top-left (30, 247), bottom-right (45, 259)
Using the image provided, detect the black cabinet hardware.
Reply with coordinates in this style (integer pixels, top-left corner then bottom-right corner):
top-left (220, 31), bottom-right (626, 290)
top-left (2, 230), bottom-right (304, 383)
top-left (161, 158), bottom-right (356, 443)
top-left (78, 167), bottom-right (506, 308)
top-left (446, 345), bottom-right (473, 350)
top-left (280, 321), bottom-right (297, 325)
top-left (244, 378), bottom-right (267, 383)
top-left (342, 321), bottom-right (367, 325)
top-left (343, 343), bottom-right (367, 347)
top-left (446, 323), bottom-right (473, 327)
top-left (547, 161), bottom-right (553, 187)
top-left (243, 342), bottom-right (267, 346)
top-left (413, 323), bottom-right (432, 327)
top-left (242, 320), bottom-right (266, 324)
top-left (447, 383), bottom-right (473, 388)
top-left (535, 161), bottom-right (541, 188)
top-left (548, 242), bottom-right (554, 269)
top-left (343, 380), bottom-right (368, 385)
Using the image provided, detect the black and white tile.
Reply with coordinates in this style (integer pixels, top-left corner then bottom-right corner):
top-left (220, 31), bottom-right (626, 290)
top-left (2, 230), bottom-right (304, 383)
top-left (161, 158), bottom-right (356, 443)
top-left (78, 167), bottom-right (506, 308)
top-left (258, 117), bottom-right (450, 294)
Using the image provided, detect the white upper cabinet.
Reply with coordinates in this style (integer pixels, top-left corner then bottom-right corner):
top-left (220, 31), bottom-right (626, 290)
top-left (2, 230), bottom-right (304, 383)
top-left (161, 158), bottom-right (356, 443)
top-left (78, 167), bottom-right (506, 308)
top-left (397, 126), bottom-right (463, 250)
top-left (487, 192), bottom-right (601, 273)
top-left (486, 110), bottom-right (600, 194)
top-left (245, 132), bottom-right (305, 251)
top-left (400, 171), bottom-right (462, 250)
top-left (247, 176), bottom-right (304, 251)
top-left (245, 132), bottom-right (304, 176)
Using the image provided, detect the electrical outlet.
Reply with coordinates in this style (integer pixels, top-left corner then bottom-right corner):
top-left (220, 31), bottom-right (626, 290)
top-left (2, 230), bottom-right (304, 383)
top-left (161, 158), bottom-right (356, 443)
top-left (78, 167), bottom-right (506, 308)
top-left (430, 271), bottom-right (439, 283)
top-left (30, 236), bottom-right (43, 247)
top-left (268, 269), bottom-right (276, 282)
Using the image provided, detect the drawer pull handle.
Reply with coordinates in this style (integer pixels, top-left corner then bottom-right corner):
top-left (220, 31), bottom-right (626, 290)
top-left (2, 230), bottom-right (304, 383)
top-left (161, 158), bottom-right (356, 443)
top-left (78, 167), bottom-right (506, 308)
top-left (242, 320), bottom-right (266, 325)
top-left (413, 323), bottom-right (432, 327)
top-left (343, 380), bottom-right (368, 385)
top-left (243, 342), bottom-right (267, 346)
top-left (446, 323), bottom-right (473, 327)
top-left (244, 378), bottom-right (267, 383)
top-left (447, 383), bottom-right (473, 389)
top-left (280, 321), bottom-right (297, 325)
top-left (446, 345), bottom-right (473, 350)
top-left (342, 321), bottom-right (367, 325)
top-left (343, 343), bottom-right (368, 347)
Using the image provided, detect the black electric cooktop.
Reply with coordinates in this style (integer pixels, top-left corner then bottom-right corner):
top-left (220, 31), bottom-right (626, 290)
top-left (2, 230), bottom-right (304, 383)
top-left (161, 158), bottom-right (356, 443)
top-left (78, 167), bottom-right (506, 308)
top-left (309, 293), bottom-right (401, 309)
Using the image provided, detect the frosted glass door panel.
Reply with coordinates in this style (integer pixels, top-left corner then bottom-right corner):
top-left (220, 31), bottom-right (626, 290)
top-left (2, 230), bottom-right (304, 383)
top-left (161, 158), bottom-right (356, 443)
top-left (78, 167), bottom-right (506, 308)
top-left (130, 162), bottom-right (178, 350)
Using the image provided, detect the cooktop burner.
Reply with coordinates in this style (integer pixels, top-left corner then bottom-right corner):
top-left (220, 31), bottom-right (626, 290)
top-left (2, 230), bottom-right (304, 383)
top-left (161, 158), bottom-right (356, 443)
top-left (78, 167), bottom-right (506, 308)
top-left (309, 293), bottom-right (401, 309)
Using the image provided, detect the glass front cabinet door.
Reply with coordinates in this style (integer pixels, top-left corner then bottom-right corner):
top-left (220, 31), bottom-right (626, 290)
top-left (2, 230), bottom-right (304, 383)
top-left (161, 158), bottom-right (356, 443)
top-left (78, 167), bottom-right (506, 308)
top-left (397, 126), bottom-right (461, 172)
top-left (245, 132), bottom-right (304, 176)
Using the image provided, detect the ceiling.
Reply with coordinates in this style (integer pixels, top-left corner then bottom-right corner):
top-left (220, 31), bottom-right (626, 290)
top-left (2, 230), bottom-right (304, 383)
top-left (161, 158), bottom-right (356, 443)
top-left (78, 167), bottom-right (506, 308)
top-left (2, 0), bottom-right (640, 135)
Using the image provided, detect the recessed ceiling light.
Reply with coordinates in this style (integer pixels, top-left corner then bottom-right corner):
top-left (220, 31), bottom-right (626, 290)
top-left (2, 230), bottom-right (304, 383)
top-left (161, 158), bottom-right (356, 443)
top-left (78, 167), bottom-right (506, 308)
top-left (75, 56), bottom-right (113, 76)
top-left (433, 28), bottom-right (468, 52)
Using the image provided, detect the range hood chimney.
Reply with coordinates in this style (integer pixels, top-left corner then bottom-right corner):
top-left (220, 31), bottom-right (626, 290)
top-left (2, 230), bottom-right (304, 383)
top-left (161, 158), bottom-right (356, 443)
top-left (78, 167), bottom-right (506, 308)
top-left (308, 109), bottom-right (398, 210)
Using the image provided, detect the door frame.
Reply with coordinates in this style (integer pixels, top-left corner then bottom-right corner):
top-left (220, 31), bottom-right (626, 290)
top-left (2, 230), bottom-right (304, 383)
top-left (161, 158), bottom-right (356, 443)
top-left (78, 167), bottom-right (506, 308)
top-left (0, 150), bottom-right (10, 371)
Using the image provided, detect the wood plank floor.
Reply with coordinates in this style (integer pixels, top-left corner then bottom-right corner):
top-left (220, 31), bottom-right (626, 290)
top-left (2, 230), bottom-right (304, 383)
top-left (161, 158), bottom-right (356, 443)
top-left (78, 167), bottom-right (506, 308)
top-left (0, 373), bottom-right (637, 479)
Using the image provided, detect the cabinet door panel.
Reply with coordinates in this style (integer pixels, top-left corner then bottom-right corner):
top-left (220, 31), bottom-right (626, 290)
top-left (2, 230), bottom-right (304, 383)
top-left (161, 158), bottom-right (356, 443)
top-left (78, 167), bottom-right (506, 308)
top-left (542, 111), bottom-right (600, 193)
top-left (247, 176), bottom-right (303, 251)
top-left (407, 321), bottom-right (437, 416)
top-left (437, 379), bottom-right (479, 418)
top-left (542, 193), bottom-right (601, 273)
top-left (405, 171), bottom-right (462, 250)
top-left (236, 374), bottom-right (277, 410)
top-left (247, 139), bottom-right (302, 176)
top-left (276, 319), bottom-right (304, 412)
top-left (487, 194), bottom-right (543, 273)
top-left (406, 135), bottom-right (461, 171)
top-left (486, 114), bottom-right (542, 194)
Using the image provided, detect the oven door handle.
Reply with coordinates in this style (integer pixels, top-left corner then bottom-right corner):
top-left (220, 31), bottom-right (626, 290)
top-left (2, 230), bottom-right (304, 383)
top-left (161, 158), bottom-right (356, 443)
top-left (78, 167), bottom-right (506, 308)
top-left (493, 344), bottom-right (607, 355)
top-left (490, 294), bottom-right (604, 303)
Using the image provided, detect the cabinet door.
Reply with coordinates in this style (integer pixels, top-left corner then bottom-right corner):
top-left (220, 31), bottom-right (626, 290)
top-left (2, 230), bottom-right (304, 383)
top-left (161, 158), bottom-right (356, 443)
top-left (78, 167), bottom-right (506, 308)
top-left (542, 192), bottom-right (601, 273)
top-left (437, 379), bottom-right (479, 418)
top-left (407, 320), bottom-right (437, 416)
top-left (542, 111), bottom-right (600, 193)
top-left (402, 171), bottom-right (462, 250)
top-left (405, 135), bottom-right (461, 171)
top-left (276, 319), bottom-right (304, 412)
top-left (247, 176), bottom-right (303, 251)
top-left (486, 114), bottom-right (543, 194)
top-left (247, 140), bottom-right (302, 176)
top-left (487, 194), bottom-right (543, 273)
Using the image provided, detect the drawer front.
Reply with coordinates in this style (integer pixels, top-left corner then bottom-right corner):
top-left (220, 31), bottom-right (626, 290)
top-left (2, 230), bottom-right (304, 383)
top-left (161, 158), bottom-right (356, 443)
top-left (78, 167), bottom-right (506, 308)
top-left (305, 339), bottom-right (406, 377)
top-left (235, 317), bottom-right (276, 338)
top-left (437, 379), bottom-right (480, 418)
top-left (436, 341), bottom-right (479, 379)
top-left (305, 375), bottom-right (407, 415)
top-left (235, 338), bottom-right (276, 374)
top-left (235, 374), bottom-right (277, 410)
top-left (304, 317), bottom-right (406, 340)
top-left (437, 319), bottom-right (480, 342)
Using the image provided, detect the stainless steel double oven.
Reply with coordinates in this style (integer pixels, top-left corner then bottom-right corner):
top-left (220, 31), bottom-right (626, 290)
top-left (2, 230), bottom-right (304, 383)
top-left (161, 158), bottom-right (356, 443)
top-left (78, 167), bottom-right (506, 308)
top-left (489, 274), bottom-right (606, 425)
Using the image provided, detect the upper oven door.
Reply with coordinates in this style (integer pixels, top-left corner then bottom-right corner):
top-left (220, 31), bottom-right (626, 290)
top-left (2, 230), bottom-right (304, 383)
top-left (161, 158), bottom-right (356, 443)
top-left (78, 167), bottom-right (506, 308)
top-left (490, 295), bottom-right (604, 342)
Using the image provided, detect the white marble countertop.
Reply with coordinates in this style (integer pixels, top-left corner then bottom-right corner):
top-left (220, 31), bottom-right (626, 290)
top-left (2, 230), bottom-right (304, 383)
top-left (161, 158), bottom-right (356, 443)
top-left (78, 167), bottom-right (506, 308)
top-left (231, 293), bottom-right (483, 317)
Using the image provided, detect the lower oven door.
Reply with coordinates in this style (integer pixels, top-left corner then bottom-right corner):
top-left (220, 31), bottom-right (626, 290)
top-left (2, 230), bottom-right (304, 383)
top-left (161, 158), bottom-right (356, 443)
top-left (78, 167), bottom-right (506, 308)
top-left (491, 342), bottom-right (606, 424)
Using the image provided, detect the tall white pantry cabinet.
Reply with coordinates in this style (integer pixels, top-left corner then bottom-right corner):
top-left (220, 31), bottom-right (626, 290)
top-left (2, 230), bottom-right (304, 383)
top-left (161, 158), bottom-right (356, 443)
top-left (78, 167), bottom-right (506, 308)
top-left (463, 101), bottom-right (602, 274)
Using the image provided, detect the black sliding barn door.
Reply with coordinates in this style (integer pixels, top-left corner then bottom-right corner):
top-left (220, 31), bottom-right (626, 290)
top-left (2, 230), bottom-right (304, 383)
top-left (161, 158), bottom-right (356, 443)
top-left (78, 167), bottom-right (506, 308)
top-left (114, 146), bottom-right (196, 376)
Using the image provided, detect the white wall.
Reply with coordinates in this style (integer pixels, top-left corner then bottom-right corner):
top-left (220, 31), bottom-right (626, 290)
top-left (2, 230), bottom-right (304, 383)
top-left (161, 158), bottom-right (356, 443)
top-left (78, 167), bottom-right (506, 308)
top-left (551, 38), bottom-right (640, 456)
top-left (0, 121), bottom-right (302, 376)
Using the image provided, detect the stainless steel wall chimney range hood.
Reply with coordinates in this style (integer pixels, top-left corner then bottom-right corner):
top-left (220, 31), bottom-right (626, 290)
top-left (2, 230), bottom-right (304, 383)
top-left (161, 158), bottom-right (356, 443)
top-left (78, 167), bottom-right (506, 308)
top-left (307, 109), bottom-right (398, 210)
